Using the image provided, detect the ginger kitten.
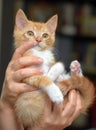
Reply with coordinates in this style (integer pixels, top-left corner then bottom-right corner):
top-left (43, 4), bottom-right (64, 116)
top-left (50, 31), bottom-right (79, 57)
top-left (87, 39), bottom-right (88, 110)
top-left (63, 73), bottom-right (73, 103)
top-left (14, 9), bottom-right (95, 127)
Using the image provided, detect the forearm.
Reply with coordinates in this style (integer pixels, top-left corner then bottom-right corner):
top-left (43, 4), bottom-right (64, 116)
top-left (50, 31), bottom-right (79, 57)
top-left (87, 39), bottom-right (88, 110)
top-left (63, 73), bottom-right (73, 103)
top-left (27, 122), bottom-right (63, 130)
top-left (0, 100), bottom-right (23, 130)
top-left (27, 126), bottom-right (63, 130)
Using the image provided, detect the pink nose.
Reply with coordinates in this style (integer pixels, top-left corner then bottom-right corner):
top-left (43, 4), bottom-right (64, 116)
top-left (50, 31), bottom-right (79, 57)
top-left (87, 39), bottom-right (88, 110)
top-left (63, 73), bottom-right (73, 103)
top-left (35, 37), bottom-right (41, 43)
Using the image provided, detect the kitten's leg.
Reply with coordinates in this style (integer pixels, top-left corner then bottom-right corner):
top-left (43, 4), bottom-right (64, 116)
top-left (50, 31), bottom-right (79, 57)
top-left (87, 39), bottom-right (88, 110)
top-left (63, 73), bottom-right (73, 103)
top-left (70, 60), bottom-right (83, 76)
top-left (47, 62), bottom-right (65, 81)
top-left (24, 75), bottom-right (63, 104)
top-left (43, 82), bottom-right (64, 104)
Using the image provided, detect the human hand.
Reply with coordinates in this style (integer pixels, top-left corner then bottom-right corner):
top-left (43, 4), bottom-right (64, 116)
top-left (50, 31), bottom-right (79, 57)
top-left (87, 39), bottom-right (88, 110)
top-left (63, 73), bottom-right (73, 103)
top-left (0, 42), bottom-right (43, 130)
top-left (1, 42), bottom-right (43, 108)
top-left (28, 89), bottom-right (82, 130)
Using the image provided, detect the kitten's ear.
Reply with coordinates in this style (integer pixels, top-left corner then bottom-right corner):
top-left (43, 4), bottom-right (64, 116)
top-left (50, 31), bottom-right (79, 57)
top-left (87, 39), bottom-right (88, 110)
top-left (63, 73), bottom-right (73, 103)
top-left (46, 15), bottom-right (58, 33)
top-left (15, 9), bottom-right (28, 29)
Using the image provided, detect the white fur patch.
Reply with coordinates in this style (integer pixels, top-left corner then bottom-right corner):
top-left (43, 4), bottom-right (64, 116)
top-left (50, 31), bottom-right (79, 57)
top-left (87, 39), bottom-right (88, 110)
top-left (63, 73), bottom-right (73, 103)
top-left (32, 49), bottom-right (54, 65)
top-left (43, 83), bottom-right (63, 104)
top-left (47, 62), bottom-right (65, 81)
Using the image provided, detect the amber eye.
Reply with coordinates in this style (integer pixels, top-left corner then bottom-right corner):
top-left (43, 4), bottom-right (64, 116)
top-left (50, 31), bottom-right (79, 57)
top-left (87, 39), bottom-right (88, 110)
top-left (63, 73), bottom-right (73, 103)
top-left (42, 33), bottom-right (49, 38)
top-left (27, 31), bottom-right (34, 36)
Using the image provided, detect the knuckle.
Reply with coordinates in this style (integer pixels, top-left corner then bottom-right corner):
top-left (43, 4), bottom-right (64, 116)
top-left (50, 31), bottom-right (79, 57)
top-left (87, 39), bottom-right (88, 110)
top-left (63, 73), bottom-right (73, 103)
top-left (45, 118), bottom-right (51, 124)
top-left (8, 85), bottom-right (13, 92)
top-left (70, 102), bottom-right (76, 108)
top-left (6, 81), bottom-right (14, 92)
top-left (6, 70), bottom-right (13, 82)
top-left (42, 118), bottom-right (51, 126)
top-left (15, 48), bottom-right (20, 54)
top-left (78, 105), bottom-right (83, 112)
top-left (6, 63), bottom-right (12, 75)
top-left (19, 70), bottom-right (25, 77)
top-left (18, 58), bottom-right (23, 66)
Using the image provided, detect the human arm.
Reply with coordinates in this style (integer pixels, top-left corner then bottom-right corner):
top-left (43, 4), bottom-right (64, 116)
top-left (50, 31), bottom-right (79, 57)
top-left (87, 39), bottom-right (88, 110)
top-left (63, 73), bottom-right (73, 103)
top-left (0, 100), bottom-right (24, 130)
top-left (0, 42), bottom-right (43, 130)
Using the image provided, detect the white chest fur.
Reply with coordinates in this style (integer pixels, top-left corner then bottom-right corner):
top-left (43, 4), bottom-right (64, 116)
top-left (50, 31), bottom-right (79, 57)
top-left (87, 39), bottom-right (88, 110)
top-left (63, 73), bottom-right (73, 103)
top-left (32, 49), bottom-right (54, 65)
top-left (31, 49), bottom-right (55, 74)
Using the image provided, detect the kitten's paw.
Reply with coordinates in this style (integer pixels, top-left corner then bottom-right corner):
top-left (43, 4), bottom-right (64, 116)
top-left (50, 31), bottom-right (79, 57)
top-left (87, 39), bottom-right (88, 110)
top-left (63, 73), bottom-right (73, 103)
top-left (43, 83), bottom-right (63, 104)
top-left (70, 60), bottom-right (82, 76)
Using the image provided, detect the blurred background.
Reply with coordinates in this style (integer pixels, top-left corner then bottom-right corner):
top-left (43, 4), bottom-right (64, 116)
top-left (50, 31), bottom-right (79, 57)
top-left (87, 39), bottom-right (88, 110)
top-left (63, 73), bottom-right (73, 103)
top-left (0, 0), bottom-right (96, 129)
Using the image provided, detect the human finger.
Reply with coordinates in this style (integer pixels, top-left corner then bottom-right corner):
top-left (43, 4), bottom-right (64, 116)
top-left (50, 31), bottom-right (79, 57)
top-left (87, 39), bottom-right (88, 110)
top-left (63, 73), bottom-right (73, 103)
top-left (12, 56), bottom-right (43, 71)
top-left (70, 92), bottom-right (82, 121)
top-left (62, 90), bottom-right (77, 117)
top-left (4, 82), bottom-right (38, 106)
top-left (13, 68), bottom-right (44, 82)
top-left (12, 42), bottom-right (34, 60)
top-left (52, 102), bottom-right (64, 114)
top-left (12, 83), bottom-right (38, 94)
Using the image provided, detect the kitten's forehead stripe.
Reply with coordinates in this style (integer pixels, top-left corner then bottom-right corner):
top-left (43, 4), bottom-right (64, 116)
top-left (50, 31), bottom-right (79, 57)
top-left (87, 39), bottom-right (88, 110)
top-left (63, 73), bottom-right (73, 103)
top-left (34, 23), bottom-right (43, 29)
top-left (30, 23), bottom-right (48, 35)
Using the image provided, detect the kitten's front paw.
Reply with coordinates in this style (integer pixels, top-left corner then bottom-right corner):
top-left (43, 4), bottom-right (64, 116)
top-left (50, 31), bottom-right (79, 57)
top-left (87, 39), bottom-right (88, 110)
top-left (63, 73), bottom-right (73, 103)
top-left (70, 60), bottom-right (82, 76)
top-left (43, 83), bottom-right (63, 104)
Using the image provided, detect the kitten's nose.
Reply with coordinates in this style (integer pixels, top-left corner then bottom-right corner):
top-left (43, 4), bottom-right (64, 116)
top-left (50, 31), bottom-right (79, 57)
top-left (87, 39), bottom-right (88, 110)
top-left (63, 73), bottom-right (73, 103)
top-left (35, 37), bottom-right (41, 43)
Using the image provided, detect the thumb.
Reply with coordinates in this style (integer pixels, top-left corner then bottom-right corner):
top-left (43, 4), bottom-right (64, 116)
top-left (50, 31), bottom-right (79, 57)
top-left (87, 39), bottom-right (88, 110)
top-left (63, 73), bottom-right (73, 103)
top-left (16, 83), bottom-right (38, 95)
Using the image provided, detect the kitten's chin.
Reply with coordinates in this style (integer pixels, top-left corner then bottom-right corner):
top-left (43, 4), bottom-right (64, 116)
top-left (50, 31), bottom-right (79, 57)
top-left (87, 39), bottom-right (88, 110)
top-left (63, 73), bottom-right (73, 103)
top-left (33, 42), bottom-right (47, 51)
top-left (33, 46), bottom-right (42, 51)
top-left (33, 42), bottom-right (41, 50)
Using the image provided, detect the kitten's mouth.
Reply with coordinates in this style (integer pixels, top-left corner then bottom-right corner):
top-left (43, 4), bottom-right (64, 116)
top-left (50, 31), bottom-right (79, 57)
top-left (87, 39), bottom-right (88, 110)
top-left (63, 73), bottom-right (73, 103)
top-left (33, 42), bottom-right (42, 50)
top-left (33, 41), bottom-right (47, 50)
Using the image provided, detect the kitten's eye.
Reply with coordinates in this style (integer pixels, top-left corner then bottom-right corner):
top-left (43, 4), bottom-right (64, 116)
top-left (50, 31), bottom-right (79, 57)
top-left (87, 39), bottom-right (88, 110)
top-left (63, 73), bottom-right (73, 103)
top-left (27, 31), bottom-right (34, 36)
top-left (42, 33), bottom-right (49, 38)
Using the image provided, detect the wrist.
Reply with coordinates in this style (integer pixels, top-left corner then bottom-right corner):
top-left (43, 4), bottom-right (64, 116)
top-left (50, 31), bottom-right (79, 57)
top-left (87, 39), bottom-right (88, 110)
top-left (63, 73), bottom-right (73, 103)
top-left (0, 98), bottom-right (13, 113)
top-left (0, 98), bottom-right (23, 130)
top-left (28, 126), bottom-right (63, 130)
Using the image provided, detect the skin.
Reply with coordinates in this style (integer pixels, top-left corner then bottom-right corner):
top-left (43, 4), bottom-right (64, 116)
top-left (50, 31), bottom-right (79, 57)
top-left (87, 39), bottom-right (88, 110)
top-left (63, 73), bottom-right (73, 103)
top-left (0, 42), bottom-right (82, 130)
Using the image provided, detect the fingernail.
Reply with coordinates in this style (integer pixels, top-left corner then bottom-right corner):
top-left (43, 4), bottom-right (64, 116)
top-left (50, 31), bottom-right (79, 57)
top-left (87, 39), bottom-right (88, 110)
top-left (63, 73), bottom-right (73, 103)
top-left (40, 69), bottom-right (44, 73)
top-left (38, 58), bottom-right (43, 63)
top-left (70, 90), bottom-right (76, 97)
top-left (72, 90), bottom-right (76, 93)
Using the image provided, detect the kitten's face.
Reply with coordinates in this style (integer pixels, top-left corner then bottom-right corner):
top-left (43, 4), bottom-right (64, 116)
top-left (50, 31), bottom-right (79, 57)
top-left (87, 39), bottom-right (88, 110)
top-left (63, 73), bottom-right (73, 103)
top-left (14, 9), bottom-right (58, 50)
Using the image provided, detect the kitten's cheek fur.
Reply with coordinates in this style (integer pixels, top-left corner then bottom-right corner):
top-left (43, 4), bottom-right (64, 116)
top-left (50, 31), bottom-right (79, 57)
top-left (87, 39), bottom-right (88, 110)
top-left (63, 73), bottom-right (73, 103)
top-left (43, 83), bottom-right (64, 104)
